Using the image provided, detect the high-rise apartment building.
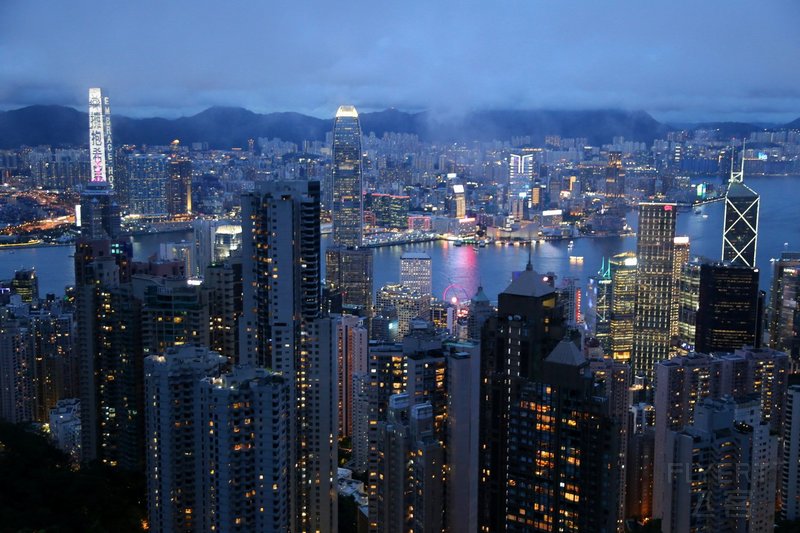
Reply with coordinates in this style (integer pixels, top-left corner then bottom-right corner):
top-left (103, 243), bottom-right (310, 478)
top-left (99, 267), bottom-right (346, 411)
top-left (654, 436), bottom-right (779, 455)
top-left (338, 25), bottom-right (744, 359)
top-left (722, 150), bottom-right (759, 267)
top-left (0, 321), bottom-right (34, 423)
top-left (129, 154), bottom-right (169, 216)
top-left (196, 366), bottom-right (291, 532)
top-left (336, 314), bottom-right (368, 439)
top-left (660, 397), bottom-right (777, 533)
top-left (633, 202), bottom-right (677, 379)
top-left (332, 105), bottom-right (363, 247)
top-left (782, 384), bottom-right (800, 521)
top-left (144, 344), bottom-right (227, 533)
top-left (167, 155), bottom-right (192, 216)
top-left (240, 180), bottom-right (321, 368)
top-left (768, 251), bottom-right (800, 361)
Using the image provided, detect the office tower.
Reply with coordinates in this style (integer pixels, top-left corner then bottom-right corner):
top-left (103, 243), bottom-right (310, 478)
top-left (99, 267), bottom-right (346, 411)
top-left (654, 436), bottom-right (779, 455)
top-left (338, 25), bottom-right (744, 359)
top-left (336, 314), bottom-right (368, 439)
top-left (205, 258), bottom-right (243, 362)
top-left (610, 252), bottom-right (637, 362)
top-left (167, 154), bottom-right (192, 216)
top-left (782, 384), bottom-right (800, 521)
top-left (81, 88), bottom-right (120, 239)
top-left (508, 153), bottom-right (534, 216)
top-left (399, 252), bottom-right (432, 298)
top-left (670, 236), bottom-right (690, 343)
top-left (332, 105), bottom-right (363, 247)
top-left (11, 269), bottom-right (38, 303)
top-left (451, 183), bottom-right (466, 218)
top-left (0, 321), bottom-right (34, 423)
top-left (376, 283), bottom-right (426, 339)
top-left (240, 180), bottom-right (321, 368)
top-left (722, 149), bottom-right (760, 267)
top-left (560, 276), bottom-right (582, 326)
top-left (768, 251), bottom-right (800, 360)
top-left (129, 154), bottom-right (169, 216)
top-left (660, 397), bottom-right (777, 533)
top-left (144, 345), bottom-right (227, 533)
top-left (592, 259), bottom-right (613, 353)
top-left (633, 202), bottom-right (677, 379)
top-left (467, 285), bottom-right (492, 340)
top-left (374, 395), bottom-right (445, 532)
top-left (677, 258), bottom-right (702, 353)
top-left (478, 265), bottom-right (566, 532)
top-left (196, 366), bottom-right (291, 533)
top-left (325, 246), bottom-right (374, 321)
top-left (501, 339), bottom-right (626, 531)
top-left (695, 262), bottom-right (760, 353)
top-left (605, 150), bottom-right (625, 197)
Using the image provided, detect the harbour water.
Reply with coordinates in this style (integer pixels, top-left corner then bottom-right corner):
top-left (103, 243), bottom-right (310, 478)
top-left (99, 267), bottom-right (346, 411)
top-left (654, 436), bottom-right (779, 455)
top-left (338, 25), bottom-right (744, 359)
top-left (1, 175), bottom-right (797, 302)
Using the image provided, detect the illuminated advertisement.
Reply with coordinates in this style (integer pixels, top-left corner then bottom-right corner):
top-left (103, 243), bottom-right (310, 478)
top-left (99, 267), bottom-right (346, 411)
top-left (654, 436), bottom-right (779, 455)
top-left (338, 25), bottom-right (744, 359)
top-left (88, 88), bottom-right (114, 184)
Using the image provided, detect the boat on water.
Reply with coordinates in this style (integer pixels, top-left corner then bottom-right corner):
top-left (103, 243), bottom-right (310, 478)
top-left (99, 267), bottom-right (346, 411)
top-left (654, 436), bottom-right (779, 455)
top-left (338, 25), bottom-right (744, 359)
top-left (453, 240), bottom-right (463, 246)
top-left (569, 256), bottom-right (584, 264)
top-left (567, 240), bottom-right (574, 249)
top-left (695, 209), bottom-right (703, 215)
top-left (478, 240), bottom-right (487, 248)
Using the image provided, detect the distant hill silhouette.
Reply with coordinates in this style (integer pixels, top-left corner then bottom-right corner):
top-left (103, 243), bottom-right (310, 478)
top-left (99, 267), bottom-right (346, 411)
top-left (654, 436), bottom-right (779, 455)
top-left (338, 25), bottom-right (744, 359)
top-left (0, 104), bottom-right (795, 149)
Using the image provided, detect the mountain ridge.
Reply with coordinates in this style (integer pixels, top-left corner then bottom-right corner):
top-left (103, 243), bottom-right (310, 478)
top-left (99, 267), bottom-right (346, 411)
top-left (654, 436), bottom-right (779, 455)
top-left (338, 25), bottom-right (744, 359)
top-left (0, 104), bottom-right (795, 149)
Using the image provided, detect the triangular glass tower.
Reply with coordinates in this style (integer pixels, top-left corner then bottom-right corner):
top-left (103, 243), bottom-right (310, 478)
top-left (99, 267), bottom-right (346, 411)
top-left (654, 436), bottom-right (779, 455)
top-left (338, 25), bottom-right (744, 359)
top-left (722, 143), bottom-right (759, 267)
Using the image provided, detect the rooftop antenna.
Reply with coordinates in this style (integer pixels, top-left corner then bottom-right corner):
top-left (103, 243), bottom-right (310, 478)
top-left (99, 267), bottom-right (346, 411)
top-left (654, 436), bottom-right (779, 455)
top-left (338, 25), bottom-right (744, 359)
top-left (730, 140), bottom-right (746, 183)
top-left (525, 228), bottom-right (534, 271)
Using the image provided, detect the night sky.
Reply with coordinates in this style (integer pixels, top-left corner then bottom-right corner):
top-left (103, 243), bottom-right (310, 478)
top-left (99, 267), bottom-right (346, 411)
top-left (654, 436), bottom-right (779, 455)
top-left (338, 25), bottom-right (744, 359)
top-left (1, 0), bottom-right (798, 122)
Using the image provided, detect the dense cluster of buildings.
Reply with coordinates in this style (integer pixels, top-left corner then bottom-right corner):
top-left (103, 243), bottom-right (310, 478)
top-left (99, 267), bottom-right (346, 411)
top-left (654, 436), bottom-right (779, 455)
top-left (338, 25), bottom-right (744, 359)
top-left (3, 88), bottom-right (800, 532)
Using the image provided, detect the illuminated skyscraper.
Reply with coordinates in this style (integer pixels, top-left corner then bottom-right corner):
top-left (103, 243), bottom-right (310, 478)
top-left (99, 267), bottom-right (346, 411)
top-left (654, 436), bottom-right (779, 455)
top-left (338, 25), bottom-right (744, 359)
top-left (400, 252), bottom-right (432, 298)
top-left (633, 202), bottom-right (676, 379)
top-left (332, 105), bottom-right (363, 247)
top-left (670, 236), bottom-right (690, 344)
top-left (768, 251), bottom-right (800, 360)
top-left (167, 154), bottom-right (192, 216)
top-left (610, 252), bottom-right (637, 362)
top-left (722, 147), bottom-right (759, 267)
top-left (605, 151), bottom-right (625, 197)
top-left (81, 88), bottom-right (120, 239)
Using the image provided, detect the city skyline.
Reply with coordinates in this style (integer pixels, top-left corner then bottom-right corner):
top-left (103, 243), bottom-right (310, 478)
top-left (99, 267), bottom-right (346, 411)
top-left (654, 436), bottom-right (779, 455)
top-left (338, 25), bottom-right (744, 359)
top-left (1, 1), bottom-right (799, 122)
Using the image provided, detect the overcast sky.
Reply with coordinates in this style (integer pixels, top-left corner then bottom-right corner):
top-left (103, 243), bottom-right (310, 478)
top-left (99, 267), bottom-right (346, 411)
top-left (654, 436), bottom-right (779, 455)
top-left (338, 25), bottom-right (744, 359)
top-left (1, 0), bottom-right (798, 122)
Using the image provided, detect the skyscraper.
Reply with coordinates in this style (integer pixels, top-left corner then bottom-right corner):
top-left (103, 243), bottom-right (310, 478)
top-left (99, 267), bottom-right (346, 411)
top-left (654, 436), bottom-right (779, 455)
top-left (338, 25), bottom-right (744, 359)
top-left (129, 154), bottom-right (169, 216)
top-left (478, 265), bottom-right (566, 532)
top-left (768, 251), bottom-right (800, 360)
top-left (325, 246), bottom-right (374, 321)
top-left (633, 202), bottom-right (677, 379)
top-left (400, 252), bottom-right (432, 299)
top-left (695, 261), bottom-right (760, 353)
top-left (722, 147), bottom-right (759, 267)
top-left (167, 153), bottom-right (192, 216)
top-left (81, 88), bottom-right (120, 239)
top-left (332, 105), bottom-right (363, 248)
top-left (610, 252), bottom-right (637, 362)
top-left (670, 236), bottom-right (690, 344)
top-left (605, 150), bottom-right (625, 197)
top-left (144, 344), bottom-right (227, 533)
top-left (240, 180), bottom-right (321, 368)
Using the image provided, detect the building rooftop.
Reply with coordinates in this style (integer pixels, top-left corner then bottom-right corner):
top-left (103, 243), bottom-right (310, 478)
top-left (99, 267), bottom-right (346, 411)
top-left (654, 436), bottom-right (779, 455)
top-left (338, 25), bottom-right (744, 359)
top-left (502, 269), bottom-right (554, 298)
top-left (336, 105), bottom-right (359, 118)
top-left (545, 338), bottom-right (586, 367)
